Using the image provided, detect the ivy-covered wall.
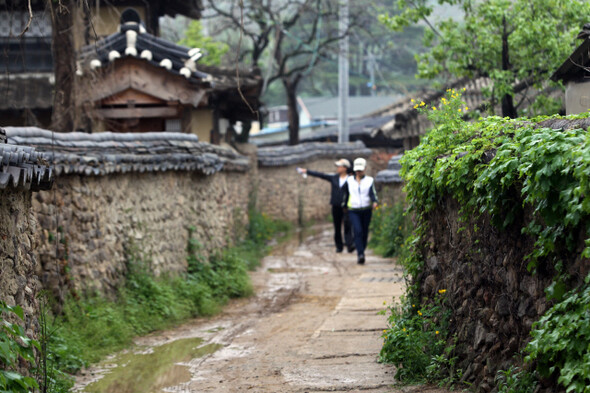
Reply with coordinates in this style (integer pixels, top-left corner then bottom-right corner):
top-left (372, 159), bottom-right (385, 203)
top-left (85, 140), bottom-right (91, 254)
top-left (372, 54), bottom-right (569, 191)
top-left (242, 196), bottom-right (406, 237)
top-left (383, 91), bottom-right (590, 392)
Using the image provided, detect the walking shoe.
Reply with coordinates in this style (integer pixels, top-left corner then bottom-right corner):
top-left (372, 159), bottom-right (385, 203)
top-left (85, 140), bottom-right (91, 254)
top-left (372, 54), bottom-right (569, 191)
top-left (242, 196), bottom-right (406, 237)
top-left (357, 254), bottom-right (365, 264)
top-left (347, 246), bottom-right (356, 253)
top-left (336, 248), bottom-right (343, 253)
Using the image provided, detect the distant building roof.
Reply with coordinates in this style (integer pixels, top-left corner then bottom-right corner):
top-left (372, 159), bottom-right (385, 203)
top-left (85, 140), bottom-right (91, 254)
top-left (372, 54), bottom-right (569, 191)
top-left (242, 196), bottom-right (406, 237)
top-left (78, 21), bottom-right (210, 82)
top-left (301, 95), bottom-right (402, 120)
top-left (551, 37), bottom-right (590, 83)
top-left (78, 19), bottom-right (262, 113)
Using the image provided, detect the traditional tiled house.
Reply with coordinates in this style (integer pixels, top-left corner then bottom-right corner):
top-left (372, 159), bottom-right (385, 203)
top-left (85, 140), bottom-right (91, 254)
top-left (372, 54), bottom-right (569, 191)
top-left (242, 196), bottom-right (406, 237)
top-left (551, 25), bottom-right (590, 115)
top-left (0, 1), bottom-right (261, 143)
top-left (77, 11), bottom-right (261, 141)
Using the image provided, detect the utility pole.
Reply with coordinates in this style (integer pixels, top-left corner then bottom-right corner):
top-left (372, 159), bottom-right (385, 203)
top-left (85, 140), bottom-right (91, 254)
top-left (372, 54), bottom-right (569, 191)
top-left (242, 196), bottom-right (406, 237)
top-left (338, 0), bottom-right (349, 143)
top-left (367, 51), bottom-right (376, 97)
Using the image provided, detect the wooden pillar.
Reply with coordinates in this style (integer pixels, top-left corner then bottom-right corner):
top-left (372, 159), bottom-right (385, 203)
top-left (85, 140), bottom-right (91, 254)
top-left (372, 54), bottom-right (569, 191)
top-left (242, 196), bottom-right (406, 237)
top-left (211, 107), bottom-right (221, 145)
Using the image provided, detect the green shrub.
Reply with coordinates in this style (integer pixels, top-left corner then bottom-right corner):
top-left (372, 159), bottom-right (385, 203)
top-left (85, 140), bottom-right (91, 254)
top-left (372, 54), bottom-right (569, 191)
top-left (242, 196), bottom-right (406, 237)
top-left (495, 365), bottom-right (537, 393)
top-left (526, 274), bottom-right (590, 393)
top-left (380, 290), bottom-right (451, 383)
top-left (369, 202), bottom-right (409, 258)
top-left (0, 301), bottom-right (39, 392)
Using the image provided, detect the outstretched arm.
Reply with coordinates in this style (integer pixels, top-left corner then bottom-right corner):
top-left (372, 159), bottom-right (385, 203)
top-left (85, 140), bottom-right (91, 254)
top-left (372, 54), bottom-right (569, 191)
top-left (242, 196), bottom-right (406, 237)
top-left (296, 168), bottom-right (332, 182)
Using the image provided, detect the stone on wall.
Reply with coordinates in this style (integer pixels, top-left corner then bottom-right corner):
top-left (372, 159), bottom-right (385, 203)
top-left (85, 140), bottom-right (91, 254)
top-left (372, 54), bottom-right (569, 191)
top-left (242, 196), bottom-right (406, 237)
top-left (257, 142), bottom-right (377, 223)
top-left (34, 170), bottom-right (251, 300)
top-left (420, 197), bottom-right (589, 392)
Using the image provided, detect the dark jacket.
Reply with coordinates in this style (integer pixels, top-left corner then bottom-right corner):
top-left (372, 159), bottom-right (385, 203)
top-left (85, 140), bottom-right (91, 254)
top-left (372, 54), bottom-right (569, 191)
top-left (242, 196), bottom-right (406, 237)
top-left (307, 170), bottom-right (348, 206)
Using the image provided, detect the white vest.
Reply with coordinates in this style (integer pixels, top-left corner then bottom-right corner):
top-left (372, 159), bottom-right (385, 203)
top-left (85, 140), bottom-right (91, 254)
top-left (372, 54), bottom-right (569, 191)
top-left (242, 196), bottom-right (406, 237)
top-left (346, 176), bottom-right (375, 209)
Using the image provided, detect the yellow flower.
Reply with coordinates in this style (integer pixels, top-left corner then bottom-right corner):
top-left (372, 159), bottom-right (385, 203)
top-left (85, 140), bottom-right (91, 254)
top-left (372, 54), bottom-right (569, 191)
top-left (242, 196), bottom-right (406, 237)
top-left (420, 101), bottom-right (425, 107)
top-left (465, 106), bottom-right (469, 111)
top-left (383, 301), bottom-right (387, 305)
top-left (412, 304), bottom-right (415, 308)
top-left (436, 331), bottom-right (440, 335)
top-left (411, 98), bottom-right (415, 103)
top-left (418, 310), bottom-right (423, 316)
top-left (438, 289), bottom-right (447, 294)
top-left (403, 327), bottom-right (406, 332)
top-left (458, 108), bottom-right (462, 112)
top-left (432, 106), bottom-right (437, 110)
top-left (383, 329), bottom-right (387, 333)
top-left (413, 104), bottom-right (419, 109)
top-left (462, 87), bottom-right (466, 91)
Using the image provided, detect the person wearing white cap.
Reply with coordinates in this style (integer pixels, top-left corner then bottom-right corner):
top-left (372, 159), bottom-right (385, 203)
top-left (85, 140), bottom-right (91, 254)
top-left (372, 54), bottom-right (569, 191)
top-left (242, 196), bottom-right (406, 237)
top-left (341, 157), bottom-right (378, 264)
top-left (296, 159), bottom-right (355, 253)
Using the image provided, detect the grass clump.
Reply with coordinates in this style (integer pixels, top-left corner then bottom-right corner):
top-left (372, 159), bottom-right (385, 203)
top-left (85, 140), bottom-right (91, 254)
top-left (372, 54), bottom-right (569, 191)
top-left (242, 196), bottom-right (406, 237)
top-left (380, 290), bottom-right (457, 385)
top-left (369, 202), bottom-right (409, 258)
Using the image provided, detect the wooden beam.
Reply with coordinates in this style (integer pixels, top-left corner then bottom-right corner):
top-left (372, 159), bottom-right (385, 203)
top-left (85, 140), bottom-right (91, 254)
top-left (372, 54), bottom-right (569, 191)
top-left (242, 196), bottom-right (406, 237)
top-left (95, 106), bottom-right (180, 119)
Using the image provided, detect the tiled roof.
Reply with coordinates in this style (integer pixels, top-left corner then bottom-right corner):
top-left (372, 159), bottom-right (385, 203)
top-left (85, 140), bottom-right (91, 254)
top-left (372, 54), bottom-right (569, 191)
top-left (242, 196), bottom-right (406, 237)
top-left (78, 22), bottom-right (210, 82)
top-left (370, 77), bottom-right (491, 140)
top-left (257, 141), bottom-right (372, 167)
top-left (78, 22), bottom-right (261, 93)
top-left (375, 155), bottom-right (403, 184)
top-left (5, 127), bottom-right (249, 176)
top-left (0, 128), bottom-right (53, 191)
top-left (551, 38), bottom-right (590, 83)
top-left (370, 77), bottom-right (563, 141)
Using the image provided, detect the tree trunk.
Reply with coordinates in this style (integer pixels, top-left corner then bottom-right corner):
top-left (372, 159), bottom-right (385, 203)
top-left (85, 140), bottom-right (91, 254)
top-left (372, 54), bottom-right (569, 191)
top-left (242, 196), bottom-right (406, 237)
top-left (283, 76), bottom-right (301, 146)
top-left (49, 0), bottom-right (76, 132)
top-left (501, 15), bottom-right (517, 119)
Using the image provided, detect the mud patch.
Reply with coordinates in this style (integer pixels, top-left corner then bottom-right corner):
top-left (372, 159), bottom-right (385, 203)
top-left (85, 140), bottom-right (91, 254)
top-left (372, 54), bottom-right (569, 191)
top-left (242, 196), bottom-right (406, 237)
top-left (83, 338), bottom-right (221, 393)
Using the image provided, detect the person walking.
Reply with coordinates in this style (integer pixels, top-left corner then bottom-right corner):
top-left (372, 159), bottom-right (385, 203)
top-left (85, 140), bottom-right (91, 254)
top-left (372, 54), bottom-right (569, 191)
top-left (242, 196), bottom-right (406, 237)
top-left (342, 158), bottom-right (378, 264)
top-left (297, 159), bottom-right (355, 253)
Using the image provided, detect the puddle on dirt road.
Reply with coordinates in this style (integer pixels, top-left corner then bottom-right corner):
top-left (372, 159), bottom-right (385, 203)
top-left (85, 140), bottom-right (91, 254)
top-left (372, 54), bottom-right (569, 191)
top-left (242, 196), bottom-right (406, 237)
top-left (83, 337), bottom-right (222, 393)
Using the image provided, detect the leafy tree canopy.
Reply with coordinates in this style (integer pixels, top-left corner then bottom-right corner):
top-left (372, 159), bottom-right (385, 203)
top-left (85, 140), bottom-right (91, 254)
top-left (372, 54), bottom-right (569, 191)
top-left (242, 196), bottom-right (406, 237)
top-left (380, 0), bottom-right (590, 117)
top-left (178, 20), bottom-right (229, 66)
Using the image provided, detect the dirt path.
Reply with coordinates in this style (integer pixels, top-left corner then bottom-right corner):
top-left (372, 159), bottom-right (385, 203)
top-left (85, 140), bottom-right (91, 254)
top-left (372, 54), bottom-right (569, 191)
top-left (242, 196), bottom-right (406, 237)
top-left (75, 225), bottom-right (451, 393)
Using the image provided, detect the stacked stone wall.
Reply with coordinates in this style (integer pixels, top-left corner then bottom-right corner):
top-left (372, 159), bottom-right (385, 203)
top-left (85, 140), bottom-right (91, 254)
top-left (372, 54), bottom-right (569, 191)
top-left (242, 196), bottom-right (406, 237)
top-left (421, 197), bottom-right (589, 392)
top-left (0, 189), bottom-right (41, 338)
top-left (34, 170), bottom-right (251, 299)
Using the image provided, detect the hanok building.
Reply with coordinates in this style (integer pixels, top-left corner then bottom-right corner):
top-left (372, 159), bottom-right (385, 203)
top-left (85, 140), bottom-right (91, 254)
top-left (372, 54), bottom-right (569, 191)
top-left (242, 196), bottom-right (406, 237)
top-left (77, 10), bottom-right (261, 142)
top-left (0, 1), bottom-right (262, 143)
top-left (551, 24), bottom-right (590, 115)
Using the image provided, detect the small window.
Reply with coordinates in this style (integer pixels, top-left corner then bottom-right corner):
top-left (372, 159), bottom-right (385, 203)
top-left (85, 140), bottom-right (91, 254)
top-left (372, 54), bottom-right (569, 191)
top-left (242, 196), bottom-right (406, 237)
top-left (165, 118), bottom-right (182, 132)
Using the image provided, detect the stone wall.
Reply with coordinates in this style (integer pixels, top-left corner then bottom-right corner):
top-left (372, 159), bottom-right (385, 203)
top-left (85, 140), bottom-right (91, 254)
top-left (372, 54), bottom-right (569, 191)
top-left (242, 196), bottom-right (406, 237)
top-left (34, 170), bottom-right (251, 300)
top-left (374, 154), bottom-right (404, 206)
top-left (0, 189), bottom-right (41, 338)
top-left (256, 142), bottom-right (375, 223)
top-left (419, 197), bottom-right (589, 392)
top-left (3, 129), bottom-right (376, 299)
top-left (0, 138), bottom-right (53, 378)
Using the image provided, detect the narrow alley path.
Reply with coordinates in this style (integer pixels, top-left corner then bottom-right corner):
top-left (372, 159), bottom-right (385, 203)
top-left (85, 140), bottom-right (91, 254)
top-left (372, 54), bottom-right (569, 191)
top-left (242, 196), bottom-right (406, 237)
top-left (76, 225), bottom-right (451, 393)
